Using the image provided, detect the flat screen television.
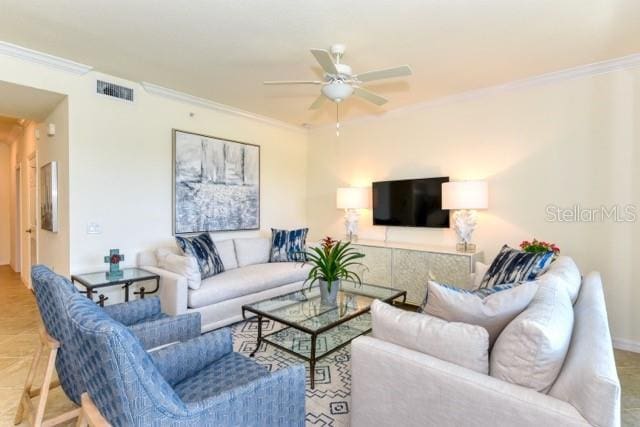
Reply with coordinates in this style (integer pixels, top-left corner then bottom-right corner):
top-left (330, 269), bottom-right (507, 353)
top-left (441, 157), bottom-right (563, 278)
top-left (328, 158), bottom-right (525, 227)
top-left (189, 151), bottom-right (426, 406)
top-left (372, 177), bottom-right (450, 228)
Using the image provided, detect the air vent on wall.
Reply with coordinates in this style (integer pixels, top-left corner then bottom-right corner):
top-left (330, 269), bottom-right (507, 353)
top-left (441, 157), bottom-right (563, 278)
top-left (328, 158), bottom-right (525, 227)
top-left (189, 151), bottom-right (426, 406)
top-left (96, 80), bottom-right (134, 101)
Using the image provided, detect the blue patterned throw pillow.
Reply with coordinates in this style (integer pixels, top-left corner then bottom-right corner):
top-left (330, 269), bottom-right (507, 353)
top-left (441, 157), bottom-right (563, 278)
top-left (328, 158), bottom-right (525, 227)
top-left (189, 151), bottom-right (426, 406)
top-left (175, 233), bottom-right (225, 279)
top-left (479, 245), bottom-right (554, 289)
top-left (270, 228), bottom-right (308, 262)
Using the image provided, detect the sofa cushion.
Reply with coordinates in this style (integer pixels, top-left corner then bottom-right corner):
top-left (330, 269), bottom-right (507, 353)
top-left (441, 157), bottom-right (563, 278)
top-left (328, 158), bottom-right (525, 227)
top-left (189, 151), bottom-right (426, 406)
top-left (155, 248), bottom-right (201, 290)
top-left (210, 238), bottom-right (238, 270)
top-left (480, 245), bottom-right (554, 288)
top-left (188, 262), bottom-right (311, 308)
top-left (538, 256), bottom-right (581, 304)
top-left (175, 233), bottom-right (225, 279)
top-left (549, 272), bottom-right (620, 427)
top-left (490, 280), bottom-right (574, 393)
top-left (423, 280), bottom-right (538, 345)
top-left (234, 237), bottom-right (271, 267)
top-left (269, 228), bottom-right (308, 262)
top-left (372, 300), bottom-right (489, 374)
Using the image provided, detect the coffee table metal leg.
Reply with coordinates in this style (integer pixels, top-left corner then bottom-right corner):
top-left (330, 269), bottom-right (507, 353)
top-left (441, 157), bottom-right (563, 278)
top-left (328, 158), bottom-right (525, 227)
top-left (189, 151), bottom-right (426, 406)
top-left (250, 315), bottom-right (262, 357)
top-left (310, 333), bottom-right (317, 389)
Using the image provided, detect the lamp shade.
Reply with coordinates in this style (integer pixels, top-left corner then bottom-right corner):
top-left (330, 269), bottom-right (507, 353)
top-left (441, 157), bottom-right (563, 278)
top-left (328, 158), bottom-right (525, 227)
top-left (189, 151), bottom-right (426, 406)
top-left (442, 181), bottom-right (488, 210)
top-left (336, 187), bottom-right (369, 209)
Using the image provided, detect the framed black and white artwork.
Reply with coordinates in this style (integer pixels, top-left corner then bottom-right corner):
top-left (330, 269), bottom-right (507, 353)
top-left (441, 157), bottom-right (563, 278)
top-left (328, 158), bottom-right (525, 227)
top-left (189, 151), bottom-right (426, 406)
top-left (40, 161), bottom-right (58, 232)
top-left (172, 129), bottom-right (260, 234)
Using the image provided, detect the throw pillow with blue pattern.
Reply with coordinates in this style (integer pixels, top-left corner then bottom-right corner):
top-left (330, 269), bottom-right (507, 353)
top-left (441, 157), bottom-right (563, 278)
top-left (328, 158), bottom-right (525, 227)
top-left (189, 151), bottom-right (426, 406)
top-left (175, 233), bottom-right (225, 279)
top-left (270, 228), bottom-right (308, 262)
top-left (479, 245), bottom-right (554, 289)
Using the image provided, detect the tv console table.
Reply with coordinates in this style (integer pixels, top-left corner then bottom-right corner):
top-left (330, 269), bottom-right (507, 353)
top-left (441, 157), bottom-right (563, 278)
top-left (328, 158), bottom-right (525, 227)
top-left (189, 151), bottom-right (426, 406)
top-left (350, 240), bottom-right (484, 305)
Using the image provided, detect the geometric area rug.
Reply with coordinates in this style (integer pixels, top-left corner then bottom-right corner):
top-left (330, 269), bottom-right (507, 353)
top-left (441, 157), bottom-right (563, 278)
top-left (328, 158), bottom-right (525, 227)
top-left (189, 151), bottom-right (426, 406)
top-left (230, 318), bottom-right (355, 427)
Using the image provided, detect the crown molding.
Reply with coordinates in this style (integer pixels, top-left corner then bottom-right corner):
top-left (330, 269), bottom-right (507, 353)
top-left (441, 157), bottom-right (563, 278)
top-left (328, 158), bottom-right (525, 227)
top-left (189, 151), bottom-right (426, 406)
top-left (0, 41), bottom-right (93, 75)
top-left (141, 82), bottom-right (306, 134)
top-left (314, 52), bottom-right (640, 130)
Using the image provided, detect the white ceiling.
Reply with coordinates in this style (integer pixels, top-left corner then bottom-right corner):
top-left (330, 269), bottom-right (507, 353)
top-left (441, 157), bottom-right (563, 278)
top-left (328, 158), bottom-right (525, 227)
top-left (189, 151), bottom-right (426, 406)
top-left (0, 81), bottom-right (65, 122)
top-left (1, 0), bottom-right (639, 126)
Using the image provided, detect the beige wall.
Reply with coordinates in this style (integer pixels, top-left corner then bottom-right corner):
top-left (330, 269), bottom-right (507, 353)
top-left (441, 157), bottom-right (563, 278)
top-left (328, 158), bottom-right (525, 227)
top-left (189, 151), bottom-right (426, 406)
top-left (0, 54), bottom-right (309, 282)
top-left (37, 100), bottom-right (70, 275)
top-left (0, 143), bottom-right (10, 265)
top-left (307, 66), bottom-right (640, 345)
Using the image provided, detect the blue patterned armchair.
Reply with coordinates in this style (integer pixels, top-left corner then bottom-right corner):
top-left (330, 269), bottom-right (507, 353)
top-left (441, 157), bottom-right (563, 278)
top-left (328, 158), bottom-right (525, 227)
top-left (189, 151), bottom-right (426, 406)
top-left (66, 291), bottom-right (306, 426)
top-left (30, 265), bottom-right (201, 405)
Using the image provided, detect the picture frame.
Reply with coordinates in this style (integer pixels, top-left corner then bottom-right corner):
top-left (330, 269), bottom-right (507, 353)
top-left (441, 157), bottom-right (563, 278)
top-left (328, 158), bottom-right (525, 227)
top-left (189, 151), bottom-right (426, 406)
top-left (172, 129), bottom-right (260, 235)
top-left (40, 161), bottom-right (58, 233)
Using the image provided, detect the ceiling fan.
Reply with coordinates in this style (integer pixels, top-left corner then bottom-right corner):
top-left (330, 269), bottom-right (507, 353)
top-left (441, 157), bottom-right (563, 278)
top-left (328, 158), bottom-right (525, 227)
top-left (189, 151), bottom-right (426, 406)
top-left (264, 43), bottom-right (412, 110)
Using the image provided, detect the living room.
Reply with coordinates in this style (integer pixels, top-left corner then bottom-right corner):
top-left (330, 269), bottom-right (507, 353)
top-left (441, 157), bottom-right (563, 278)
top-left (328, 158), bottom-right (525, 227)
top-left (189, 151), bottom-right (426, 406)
top-left (0, 1), bottom-right (638, 426)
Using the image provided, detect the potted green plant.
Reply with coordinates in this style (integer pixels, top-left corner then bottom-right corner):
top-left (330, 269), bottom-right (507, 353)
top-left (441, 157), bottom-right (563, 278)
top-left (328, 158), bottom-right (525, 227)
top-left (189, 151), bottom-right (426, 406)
top-left (303, 236), bottom-right (365, 306)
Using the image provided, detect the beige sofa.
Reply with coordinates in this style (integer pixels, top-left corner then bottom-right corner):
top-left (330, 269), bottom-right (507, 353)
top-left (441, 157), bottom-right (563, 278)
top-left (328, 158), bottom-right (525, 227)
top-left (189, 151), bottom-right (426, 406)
top-left (138, 237), bottom-right (310, 332)
top-left (351, 269), bottom-right (621, 427)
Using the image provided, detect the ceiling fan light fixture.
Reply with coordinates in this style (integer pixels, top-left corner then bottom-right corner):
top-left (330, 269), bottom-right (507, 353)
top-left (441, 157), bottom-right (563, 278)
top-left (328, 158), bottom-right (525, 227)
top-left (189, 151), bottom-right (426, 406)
top-left (322, 81), bottom-right (354, 102)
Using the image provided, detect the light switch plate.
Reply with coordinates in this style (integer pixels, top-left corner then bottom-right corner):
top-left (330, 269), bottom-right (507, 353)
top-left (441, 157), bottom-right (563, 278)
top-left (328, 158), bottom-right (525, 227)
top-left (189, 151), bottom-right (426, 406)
top-left (87, 222), bottom-right (102, 234)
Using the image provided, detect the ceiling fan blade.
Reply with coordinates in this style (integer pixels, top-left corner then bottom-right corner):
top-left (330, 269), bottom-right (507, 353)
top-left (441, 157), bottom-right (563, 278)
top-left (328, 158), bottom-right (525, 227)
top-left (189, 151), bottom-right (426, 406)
top-left (354, 87), bottom-right (388, 106)
top-left (355, 65), bottom-right (412, 82)
top-left (263, 80), bottom-right (323, 85)
top-left (310, 49), bottom-right (338, 75)
top-left (309, 95), bottom-right (326, 110)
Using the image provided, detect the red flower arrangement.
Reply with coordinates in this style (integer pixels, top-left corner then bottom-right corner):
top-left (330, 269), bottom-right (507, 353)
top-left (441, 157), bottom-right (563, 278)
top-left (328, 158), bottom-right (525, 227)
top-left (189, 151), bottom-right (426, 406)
top-left (320, 236), bottom-right (338, 254)
top-left (519, 238), bottom-right (560, 255)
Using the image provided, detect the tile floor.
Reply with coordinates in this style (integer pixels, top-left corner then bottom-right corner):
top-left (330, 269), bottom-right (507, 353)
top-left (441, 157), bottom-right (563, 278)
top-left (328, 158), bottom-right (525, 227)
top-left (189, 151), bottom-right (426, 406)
top-left (0, 264), bottom-right (639, 426)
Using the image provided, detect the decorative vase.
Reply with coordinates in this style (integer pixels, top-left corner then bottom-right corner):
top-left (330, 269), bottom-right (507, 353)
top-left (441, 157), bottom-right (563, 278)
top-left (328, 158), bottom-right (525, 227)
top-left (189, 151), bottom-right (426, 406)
top-left (319, 280), bottom-right (340, 306)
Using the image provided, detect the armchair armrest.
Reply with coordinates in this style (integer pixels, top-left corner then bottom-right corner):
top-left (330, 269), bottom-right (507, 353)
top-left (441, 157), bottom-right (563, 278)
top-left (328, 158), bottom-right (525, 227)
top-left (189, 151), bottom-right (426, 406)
top-left (185, 364), bottom-right (306, 423)
top-left (139, 266), bottom-right (189, 316)
top-left (103, 296), bottom-right (161, 326)
top-left (150, 328), bottom-right (232, 386)
top-left (129, 312), bottom-right (201, 350)
top-left (351, 336), bottom-right (589, 427)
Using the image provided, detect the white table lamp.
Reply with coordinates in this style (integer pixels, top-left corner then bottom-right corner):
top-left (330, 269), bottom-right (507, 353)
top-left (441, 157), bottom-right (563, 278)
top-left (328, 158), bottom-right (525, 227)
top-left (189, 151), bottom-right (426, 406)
top-left (336, 187), bottom-right (369, 241)
top-left (442, 180), bottom-right (488, 252)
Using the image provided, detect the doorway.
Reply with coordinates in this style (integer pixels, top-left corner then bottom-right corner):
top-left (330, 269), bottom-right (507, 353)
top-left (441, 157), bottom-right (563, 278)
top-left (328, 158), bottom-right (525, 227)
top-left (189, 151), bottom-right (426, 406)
top-left (14, 165), bottom-right (21, 273)
top-left (21, 152), bottom-right (38, 288)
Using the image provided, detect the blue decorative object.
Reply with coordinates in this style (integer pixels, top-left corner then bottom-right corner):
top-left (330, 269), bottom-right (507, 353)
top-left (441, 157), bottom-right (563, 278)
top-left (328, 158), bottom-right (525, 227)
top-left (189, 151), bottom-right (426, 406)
top-left (176, 233), bottom-right (225, 279)
top-left (103, 249), bottom-right (125, 279)
top-left (30, 265), bottom-right (201, 405)
top-left (479, 245), bottom-right (554, 289)
top-left (65, 295), bottom-right (306, 426)
top-left (270, 228), bottom-right (309, 262)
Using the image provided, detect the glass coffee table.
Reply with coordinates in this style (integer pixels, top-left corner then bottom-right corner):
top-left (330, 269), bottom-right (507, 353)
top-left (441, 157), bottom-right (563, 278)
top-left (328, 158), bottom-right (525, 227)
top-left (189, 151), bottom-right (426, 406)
top-left (242, 281), bottom-right (406, 388)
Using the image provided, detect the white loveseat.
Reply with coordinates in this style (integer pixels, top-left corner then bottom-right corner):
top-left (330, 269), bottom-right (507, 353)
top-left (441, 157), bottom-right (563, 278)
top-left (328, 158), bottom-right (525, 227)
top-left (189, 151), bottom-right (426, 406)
top-left (351, 263), bottom-right (621, 427)
top-left (138, 237), bottom-right (311, 332)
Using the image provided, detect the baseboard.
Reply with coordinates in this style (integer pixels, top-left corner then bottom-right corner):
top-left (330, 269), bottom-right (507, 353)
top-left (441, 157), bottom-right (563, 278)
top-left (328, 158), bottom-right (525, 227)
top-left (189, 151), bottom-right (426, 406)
top-left (613, 338), bottom-right (640, 353)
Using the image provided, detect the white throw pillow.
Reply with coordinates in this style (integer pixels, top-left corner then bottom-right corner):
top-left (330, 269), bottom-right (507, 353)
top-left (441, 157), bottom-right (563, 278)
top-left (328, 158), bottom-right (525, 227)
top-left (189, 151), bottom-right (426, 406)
top-left (234, 237), bottom-right (271, 267)
top-left (372, 300), bottom-right (489, 374)
top-left (538, 256), bottom-right (581, 304)
top-left (209, 238), bottom-right (238, 270)
top-left (155, 247), bottom-right (201, 290)
top-left (473, 261), bottom-right (489, 289)
top-left (423, 280), bottom-right (538, 345)
top-left (490, 281), bottom-right (574, 392)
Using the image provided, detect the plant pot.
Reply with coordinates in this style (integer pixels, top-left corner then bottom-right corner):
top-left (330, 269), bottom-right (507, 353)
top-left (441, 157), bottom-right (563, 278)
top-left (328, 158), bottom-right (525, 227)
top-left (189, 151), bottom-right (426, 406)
top-left (319, 280), bottom-right (340, 306)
